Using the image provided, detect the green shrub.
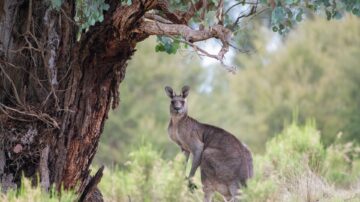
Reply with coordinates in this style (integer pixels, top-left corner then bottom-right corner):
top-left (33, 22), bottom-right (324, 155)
top-left (99, 144), bottom-right (203, 202)
top-left (0, 178), bottom-right (76, 202)
top-left (324, 134), bottom-right (360, 186)
top-left (243, 122), bottom-right (360, 202)
top-left (266, 120), bottom-right (326, 175)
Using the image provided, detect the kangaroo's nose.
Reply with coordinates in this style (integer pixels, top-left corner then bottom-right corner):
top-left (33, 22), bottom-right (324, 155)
top-left (174, 106), bottom-right (181, 110)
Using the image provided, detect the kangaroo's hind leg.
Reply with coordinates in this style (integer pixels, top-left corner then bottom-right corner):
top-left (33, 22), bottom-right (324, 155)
top-left (203, 183), bottom-right (214, 202)
top-left (226, 182), bottom-right (240, 202)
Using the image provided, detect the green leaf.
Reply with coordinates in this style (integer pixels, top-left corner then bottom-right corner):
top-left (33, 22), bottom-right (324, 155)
top-left (155, 44), bottom-right (165, 52)
top-left (285, 0), bottom-right (298, 5)
top-left (155, 36), bottom-right (181, 54)
top-left (322, 0), bottom-right (331, 7)
top-left (352, 8), bottom-right (360, 16)
top-left (103, 4), bottom-right (110, 11)
top-left (306, 4), bottom-right (315, 10)
top-left (209, 0), bottom-right (217, 6)
top-left (99, 15), bottom-right (104, 22)
top-left (296, 9), bottom-right (303, 22)
top-left (285, 8), bottom-right (293, 18)
top-left (279, 23), bottom-right (285, 30)
top-left (332, 11), bottom-right (342, 19)
top-left (325, 10), bottom-right (332, 20)
top-left (205, 11), bottom-right (217, 27)
top-left (272, 6), bottom-right (286, 25)
top-left (90, 18), bottom-right (96, 25)
top-left (51, 0), bottom-right (62, 10)
top-left (285, 19), bottom-right (293, 28)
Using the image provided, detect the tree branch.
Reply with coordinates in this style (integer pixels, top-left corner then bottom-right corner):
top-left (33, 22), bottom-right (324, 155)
top-left (154, 0), bottom-right (204, 24)
top-left (144, 13), bottom-right (173, 24)
top-left (179, 38), bottom-right (236, 73)
top-left (225, 1), bottom-right (259, 15)
top-left (231, 2), bottom-right (258, 29)
top-left (113, 0), bottom-right (258, 71)
top-left (136, 20), bottom-right (220, 42)
top-left (135, 19), bottom-right (235, 72)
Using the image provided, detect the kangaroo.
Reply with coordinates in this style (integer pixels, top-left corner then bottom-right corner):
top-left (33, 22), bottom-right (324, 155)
top-left (165, 86), bottom-right (253, 202)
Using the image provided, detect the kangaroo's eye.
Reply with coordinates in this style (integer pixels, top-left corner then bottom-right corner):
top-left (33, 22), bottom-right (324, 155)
top-left (181, 101), bottom-right (185, 105)
top-left (171, 101), bottom-right (175, 105)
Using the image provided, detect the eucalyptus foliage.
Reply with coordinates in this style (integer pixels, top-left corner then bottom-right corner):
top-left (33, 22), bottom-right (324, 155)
top-left (50, 0), bottom-right (360, 54)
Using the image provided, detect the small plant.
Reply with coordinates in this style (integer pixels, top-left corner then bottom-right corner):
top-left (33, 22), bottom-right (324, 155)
top-left (324, 133), bottom-right (360, 186)
top-left (99, 144), bottom-right (203, 202)
top-left (0, 177), bottom-right (76, 202)
top-left (242, 121), bottom-right (360, 202)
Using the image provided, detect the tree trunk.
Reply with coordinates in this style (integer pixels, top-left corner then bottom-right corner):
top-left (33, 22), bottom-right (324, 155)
top-left (0, 0), bottom-right (144, 200)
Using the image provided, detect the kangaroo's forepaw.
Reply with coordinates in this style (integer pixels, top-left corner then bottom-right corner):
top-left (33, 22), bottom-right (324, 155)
top-left (187, 178), bottom-right (198, 193)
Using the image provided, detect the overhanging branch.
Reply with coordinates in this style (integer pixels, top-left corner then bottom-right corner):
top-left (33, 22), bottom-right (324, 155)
top-left (138, 20), bottom-right (231, 52)
top-left (110, 0), bottom-right (259, 72)
top-left (134, 19), bottom-right (235, 72)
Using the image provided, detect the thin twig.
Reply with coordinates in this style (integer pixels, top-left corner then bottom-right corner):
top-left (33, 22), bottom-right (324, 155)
top-left (225, 1), bottom-right (259, 15)
top-left (178, 38), bottom-right (236, 73)
top-left (0, 105), bottom-right (31, 122)
top-left (0, 103), bottom-right (59, 128)
top-left (0, 64), bottom-right (24, 107)
top-left (148, 21), bottom-right (236, 72)
top-left (144, 13), bottom-right (173, 24)
top-left (26, 0), bottom-right (32, 33)
top-left (231, 2), bottom-right (258, 29)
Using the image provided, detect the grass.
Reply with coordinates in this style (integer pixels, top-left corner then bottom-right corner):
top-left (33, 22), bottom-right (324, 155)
top-left (2, 122), bottom-right (360, 202)
top-left (242, 121), bottom-right (360, 202)
top-left (0, 178), bottom-right (76, 202)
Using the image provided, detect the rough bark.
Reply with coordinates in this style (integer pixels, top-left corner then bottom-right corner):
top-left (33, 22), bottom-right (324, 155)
top-left (0, 0), bottom-right (238, 200)
top-left (0, 0), bottom-right (140, 200)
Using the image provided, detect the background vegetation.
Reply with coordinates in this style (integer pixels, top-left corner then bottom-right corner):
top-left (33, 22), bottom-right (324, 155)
top-left (3, 11), bottom-right (360, 202)
top-left (96, 16), bottom-right (360, 201)
top-left (96, 15), bottom-right (360, 165)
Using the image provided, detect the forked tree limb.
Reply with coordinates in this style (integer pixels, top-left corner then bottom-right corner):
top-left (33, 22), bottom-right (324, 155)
top-left (134, 19), bottom-right (234, 71)
top-left (40, 145), bottom-right (50, 191)
top-left (135, 20), bottom-right (232, 43)
top-left (144, 13), bottom-right (173, 24)
top-left (79, 166), bottom-right (105, 202)
top-left (111, 0), bottom-right (245, 71)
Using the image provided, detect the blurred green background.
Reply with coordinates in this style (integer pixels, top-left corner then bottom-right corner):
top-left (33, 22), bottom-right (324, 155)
top-left (2, 1), bottom-right (360, 201)
top-left (3, 13), bottom-right (360, 202)
top-left (95, 16), bottom-right (360, 166)
top-left (88, 16), bottom-right (360, 202)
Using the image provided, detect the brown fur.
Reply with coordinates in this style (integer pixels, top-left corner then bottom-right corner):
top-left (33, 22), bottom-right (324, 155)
top-left (165, 86), bottom-right (253, 202)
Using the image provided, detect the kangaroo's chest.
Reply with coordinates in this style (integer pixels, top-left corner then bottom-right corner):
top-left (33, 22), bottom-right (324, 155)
top-left (168, 125), bottom-right (181, 143)
top-left (168, 123), bottom-right (189, 150)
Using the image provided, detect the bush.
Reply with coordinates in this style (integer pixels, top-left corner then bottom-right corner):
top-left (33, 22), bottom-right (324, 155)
top-left (99, 144), bottom-right (203, 202)
top-left (4, 122), bottom-right (359, 202)
top-left (0, 178), bottom-right (76, 202)
top-left (99, 123), bottom-right (360, 202)
top-left (243, 122), bottom-right (360, 202)
top-left (265, 120), bottom-right (325, 175)
top-left (324, 134), bottom-right (360, 186)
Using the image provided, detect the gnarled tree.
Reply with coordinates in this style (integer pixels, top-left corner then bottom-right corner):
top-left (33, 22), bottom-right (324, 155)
top-left (0, 0), bottom-right (358, 200)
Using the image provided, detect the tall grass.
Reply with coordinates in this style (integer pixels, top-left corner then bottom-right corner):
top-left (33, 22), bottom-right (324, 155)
top-left (99, 144), bottom-right (203, 202)
top-left (243, 122), bottom-right (360, 202)
top-left (0, 178), bottom-right (76, 202)
top-left (98, 122), bottom-right (360, 202)
top-left (2, 122), bottom-right (359, 201)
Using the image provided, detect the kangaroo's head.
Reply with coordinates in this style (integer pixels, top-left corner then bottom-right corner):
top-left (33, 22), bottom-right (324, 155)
top-left (164, 85), bottom-right (190, 116)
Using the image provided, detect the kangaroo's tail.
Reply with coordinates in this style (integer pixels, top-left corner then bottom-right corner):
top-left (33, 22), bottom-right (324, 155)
top-left (247, 150), bottom-right (253, 178)
top-left (240, 146), bottom-right (253, 187)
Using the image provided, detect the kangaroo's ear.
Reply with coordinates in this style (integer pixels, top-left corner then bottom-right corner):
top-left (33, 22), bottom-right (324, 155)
top-left (165, 86), bottom-right (174, 98)
top-left (182, 85), bottom-right (190, 98)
